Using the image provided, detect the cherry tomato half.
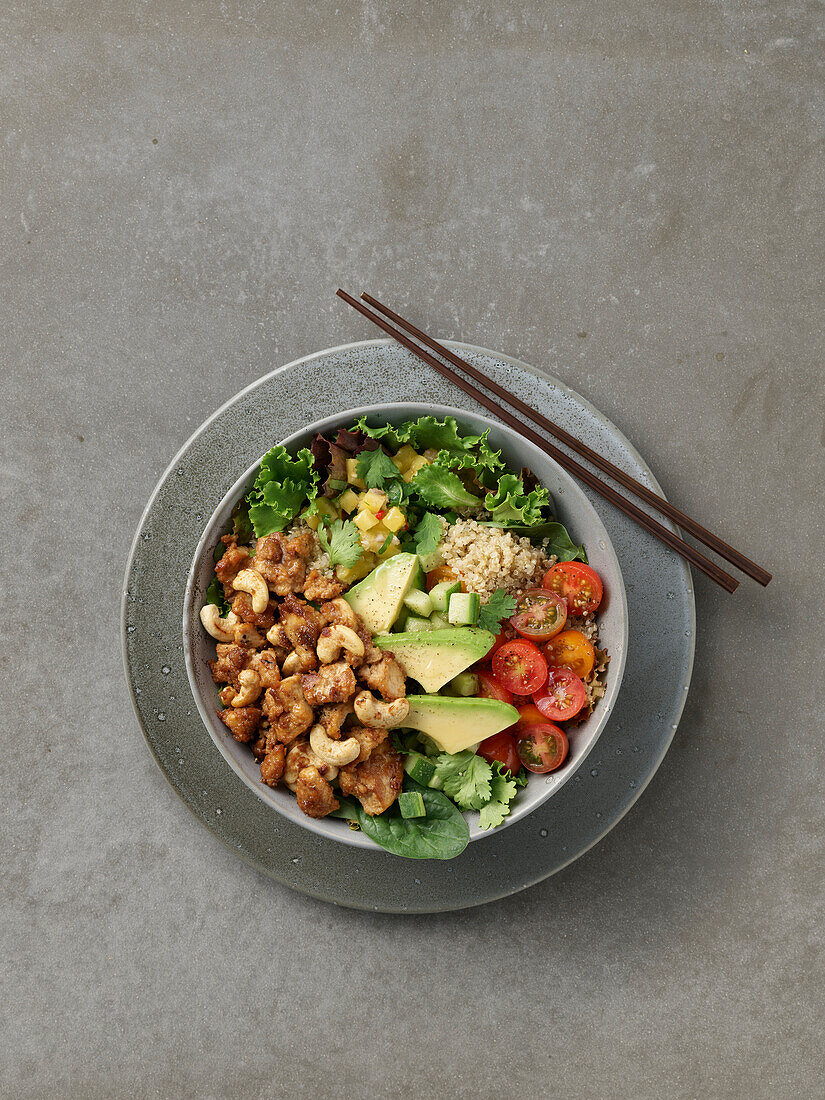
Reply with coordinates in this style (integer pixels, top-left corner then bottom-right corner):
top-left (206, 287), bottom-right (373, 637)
top-left (509, 588), bottom-right (568, 641)
top-left (544, 629), bottom-right (595, 679)
top-left (477, 668), bottom-right (514, 705)
top-left (543, 562), bottom-right (604, 616)
top-left (517, 722), bottom-right (569, 773)
top-left (478, 731), bottom-right (521, 775)
top-left (504, 702), bottom-right (546, 738)
top-left (492, 640), bottom-right (548, 696)
top-left (426, 565), bottom-right (464, 592)
top-left (534, 667), bottom-right (586, 721)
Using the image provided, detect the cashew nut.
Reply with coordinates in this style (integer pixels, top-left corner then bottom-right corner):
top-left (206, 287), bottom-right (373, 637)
top-left (231, 669), bottom-right (262, 707)
top-left (317, 624), bottom-right (365, 664)
top-left (233, 623), bottom-right (265, 647)
top-left (200, 605), bottom-right (240, 642)
top-left (266, 623), bottom-right (289, 648)
top-left (309, 724), bottom-right (361, 766)
top-left (353, 690), bottom-right (410, 728)
top-left (281, 651), bottom-right (302, 675)
top-left (232, 568), bottom-right (270, 614)
top-left (284, 742), bottom-right (338, 791)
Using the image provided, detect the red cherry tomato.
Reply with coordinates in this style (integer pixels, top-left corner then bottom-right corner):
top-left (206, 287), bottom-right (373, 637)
top-left (509, 588), bottom-right (568, 641)
top-left (492, 640), bottom-right (548, 696)
top-left (534, 667), bottom-right (586, 721)
top-left (543, 562), bottom-right (604, 616)
top-left (517, 722), bottom-right (569, 773)
top-left (477, 731), bottom-right (521, 775)
top-left (477, 668), bottom-right (514, 705)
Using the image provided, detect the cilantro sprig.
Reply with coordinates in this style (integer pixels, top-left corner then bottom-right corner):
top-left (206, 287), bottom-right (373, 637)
top-left (477, 588), bottom-right (517, 633)
top-left (356, 448), bottom-right (402, 489)
top-left (317, 518), bottom-right (363, 568)
top-left (412, 512), bottom-right (444, 558)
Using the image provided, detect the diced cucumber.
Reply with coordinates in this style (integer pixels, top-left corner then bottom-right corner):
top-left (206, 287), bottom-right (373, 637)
top-left (430, 579), bottom-right (461, 612)
top-left (404, 752), bottom-right (437, 786)
top-left (405, 615), bottom-right (435, 632)
top-left (448, 591), bottom-right (481, 626)
top-left (398, 791), bottom-right (427, 819)
top-left (450, 671), bottom-right (480, 697)
top-left (429, 612), bottom-right (450, 630)
top-left (403, 588), bottom-right (434, 617)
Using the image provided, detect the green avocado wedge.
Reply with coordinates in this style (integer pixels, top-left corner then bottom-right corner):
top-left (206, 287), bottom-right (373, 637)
top-left (373, 626), bottom-right (496, 693)
top-left (403, 695), bottom-right (520, 754)
top-left (343, 552), bottom-right (424, 634)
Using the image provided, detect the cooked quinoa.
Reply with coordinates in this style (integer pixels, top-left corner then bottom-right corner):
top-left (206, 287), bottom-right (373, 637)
top-left (441, 518), bottom-right (557, 601)
top-left (284, 522), bottom-right (334, 577)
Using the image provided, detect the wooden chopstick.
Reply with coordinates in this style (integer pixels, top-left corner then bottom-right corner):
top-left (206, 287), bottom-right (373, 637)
top-left (361, 292), bottom-right (772, 589)
top-left (336, 288), bottom-right (741, 594)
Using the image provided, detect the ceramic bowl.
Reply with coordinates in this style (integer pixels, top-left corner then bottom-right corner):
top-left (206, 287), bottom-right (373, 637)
top-left (183, 402), bottom-right (628, 851)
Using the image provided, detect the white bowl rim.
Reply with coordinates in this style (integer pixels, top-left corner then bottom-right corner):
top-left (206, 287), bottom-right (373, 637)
top-left (182, 398), bottom-right (629, 852)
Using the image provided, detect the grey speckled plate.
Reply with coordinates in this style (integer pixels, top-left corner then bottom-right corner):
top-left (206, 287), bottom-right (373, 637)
top-left (121, 340), bottom-right (695, 913)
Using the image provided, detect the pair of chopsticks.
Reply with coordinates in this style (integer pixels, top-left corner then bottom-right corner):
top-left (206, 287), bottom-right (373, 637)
top-left (336, 289), bottom-right (772, 594)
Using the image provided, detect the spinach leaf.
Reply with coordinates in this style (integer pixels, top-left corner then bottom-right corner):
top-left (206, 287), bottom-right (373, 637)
top-left (479, 519), bottom-right (587, 562)
top-left (330, 780), bottom-right (469, 860)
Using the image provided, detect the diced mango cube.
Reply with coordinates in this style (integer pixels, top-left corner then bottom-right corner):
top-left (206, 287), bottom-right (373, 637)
top-left (382, 506), bottom-right (407, 532)
top-left (346, 458), bottom-right (366, 488)
top-left (336, 552), bottom-right (376, 584)
top-left (362, 489), bottom-right (388, 513)
top-left (354, 508), bottom-right (378, 532)
top-left (379, 540), bottom-right (402, 559)
top-left (315, 497), bottom-right (341, 521)
top-left (338, 488), bottom-right (360, 513)
top-left (401, 455), bottom-right (430, 483)
top-left (394, 445), bottom-right (420, 470)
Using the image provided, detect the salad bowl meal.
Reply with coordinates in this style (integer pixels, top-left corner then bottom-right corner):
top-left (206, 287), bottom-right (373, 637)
top-left (183, 403), bottom-right (627, 859)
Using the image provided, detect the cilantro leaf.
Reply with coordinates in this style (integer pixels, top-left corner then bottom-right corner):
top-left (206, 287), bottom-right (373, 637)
top-left (483, 474), bottom-right (550, 526)
top-left (356, 448), bottom-right (401, 489)
top-left (432, 751), bottom-right (493, 810)
top-left (412, 512), bottom-right (444, 557)
top-left (477, 588), bottom-right (517, 633)
top-left (410, 463), bottom-right (480, 509)
top-left (478, 770), bottom-right (518, 830)
top-left (317, 519), bottom-right (363, 568)
top-left (247, 445), bottom-right (319, 537)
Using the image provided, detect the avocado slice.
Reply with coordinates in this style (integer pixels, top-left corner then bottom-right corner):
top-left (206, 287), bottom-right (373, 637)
top-left (343, 552), bottom-right (423, 634)
top-left (404, 695), bottom-right (519, 754)
top-left (374, 626), bottom-right (495, 693)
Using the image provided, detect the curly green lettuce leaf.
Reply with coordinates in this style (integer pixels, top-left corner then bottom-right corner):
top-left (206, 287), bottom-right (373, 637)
top-left (477, 588), bottom-right (517, 633)
top-left (412, 511), bottom-right (444, 557)
top-left (356, 447), bottom-right (402, 489)
top-left (247, 445), bottom-right (319, 537)
top-left (317, 518), bottom-right (363, 568)
top-left (483, 473), bottom-right (550, 526)
top-left (409, 463), bottom-right (480, 509)
top-left (354, 415), bottom-right (503, 470)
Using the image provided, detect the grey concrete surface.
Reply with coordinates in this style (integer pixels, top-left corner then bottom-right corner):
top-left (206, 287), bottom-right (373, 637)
top-left (2, 2), bottom-right (824, 1097)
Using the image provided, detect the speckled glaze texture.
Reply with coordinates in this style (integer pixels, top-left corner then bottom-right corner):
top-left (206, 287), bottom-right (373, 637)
top-left (123, 341), bottom-right (693, 909)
